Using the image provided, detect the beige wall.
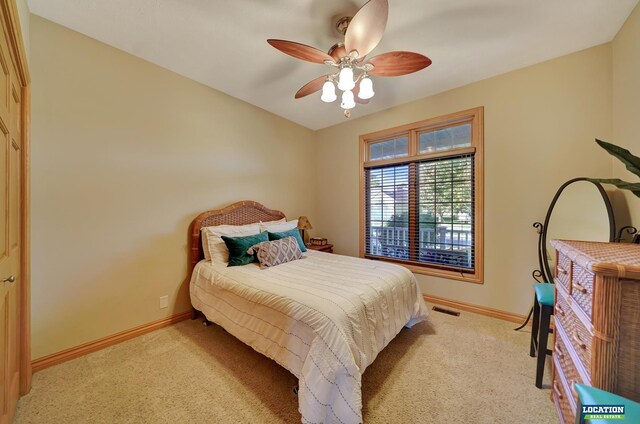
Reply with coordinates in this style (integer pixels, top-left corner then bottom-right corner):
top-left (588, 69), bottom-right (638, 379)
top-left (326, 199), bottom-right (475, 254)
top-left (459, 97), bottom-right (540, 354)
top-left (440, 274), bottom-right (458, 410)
top-left (612, 3), bottom-right (640, 231)
top-left (30, 6), bottom-right (639, 359)
top-left (16, 0), bottom-right (29, 62)
top-left (315, 44), bottom-right (614, 316)
top-left (30, 16), bottom-right (317, 359)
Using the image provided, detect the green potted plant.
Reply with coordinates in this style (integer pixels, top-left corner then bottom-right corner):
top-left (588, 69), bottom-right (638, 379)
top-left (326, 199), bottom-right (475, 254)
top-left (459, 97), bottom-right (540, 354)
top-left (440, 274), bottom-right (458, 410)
top-left (589, 139), bottom-right (640, 242)
top-left (589, 139), bottom-right (640, 198)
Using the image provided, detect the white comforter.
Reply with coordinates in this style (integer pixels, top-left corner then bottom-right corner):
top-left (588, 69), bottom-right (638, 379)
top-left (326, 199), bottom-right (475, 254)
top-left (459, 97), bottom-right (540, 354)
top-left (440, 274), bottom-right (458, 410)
top-left (190, 250), bottom-right (428, 424)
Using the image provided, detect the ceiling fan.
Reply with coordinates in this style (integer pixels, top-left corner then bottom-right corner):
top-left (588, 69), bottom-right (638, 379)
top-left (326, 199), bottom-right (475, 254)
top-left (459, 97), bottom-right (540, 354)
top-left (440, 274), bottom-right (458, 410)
top-left (267, 0), bottom-right (432, 118)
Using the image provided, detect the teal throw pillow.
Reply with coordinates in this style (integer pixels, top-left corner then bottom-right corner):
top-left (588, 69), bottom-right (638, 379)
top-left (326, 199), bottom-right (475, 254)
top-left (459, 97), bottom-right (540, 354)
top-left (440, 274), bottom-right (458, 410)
top-left (222, 232), bottom-right (269, 267)
top-left (268, 228), bottom-right (306, 252)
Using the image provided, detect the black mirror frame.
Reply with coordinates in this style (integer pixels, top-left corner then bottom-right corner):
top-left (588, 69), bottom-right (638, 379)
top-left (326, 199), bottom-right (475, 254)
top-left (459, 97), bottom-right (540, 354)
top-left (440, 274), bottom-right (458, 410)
top-left (517, 177), bottom-right (633, 332)
top-left (535, 177), bottom-right (615, 285)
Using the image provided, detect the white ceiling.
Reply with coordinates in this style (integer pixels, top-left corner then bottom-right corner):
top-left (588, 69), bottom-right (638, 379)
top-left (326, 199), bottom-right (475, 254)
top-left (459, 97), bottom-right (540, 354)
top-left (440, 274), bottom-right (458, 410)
top-left (28, 0), bottom-right (638, 130)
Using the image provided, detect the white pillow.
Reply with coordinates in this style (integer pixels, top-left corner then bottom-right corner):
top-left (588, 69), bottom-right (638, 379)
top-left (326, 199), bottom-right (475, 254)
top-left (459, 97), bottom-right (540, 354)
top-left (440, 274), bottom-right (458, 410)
top-left (260, 219), bottom-right (298, 233)
top-left (202, 223), bottom-right (261, 263)
top-left (258, 217), bottom-right (286, 232)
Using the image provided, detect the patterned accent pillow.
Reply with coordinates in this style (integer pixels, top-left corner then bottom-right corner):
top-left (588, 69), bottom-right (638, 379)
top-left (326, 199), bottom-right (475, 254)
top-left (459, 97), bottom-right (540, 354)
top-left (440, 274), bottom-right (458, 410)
top-left (247, 237), bottom-right (303, 269)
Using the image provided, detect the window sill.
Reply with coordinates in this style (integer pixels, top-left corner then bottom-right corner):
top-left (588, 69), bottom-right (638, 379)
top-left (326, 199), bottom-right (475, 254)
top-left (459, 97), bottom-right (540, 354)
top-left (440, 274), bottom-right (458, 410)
top-left (363, 255), bottom-right (483, 284)
top-left (404, 263), bottom-right (483, 284)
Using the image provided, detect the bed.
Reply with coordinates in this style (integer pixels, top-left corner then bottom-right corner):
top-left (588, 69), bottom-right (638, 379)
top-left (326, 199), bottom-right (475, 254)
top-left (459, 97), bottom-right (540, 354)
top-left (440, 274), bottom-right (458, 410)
top-left (189, 201), bottom-right (428, 424)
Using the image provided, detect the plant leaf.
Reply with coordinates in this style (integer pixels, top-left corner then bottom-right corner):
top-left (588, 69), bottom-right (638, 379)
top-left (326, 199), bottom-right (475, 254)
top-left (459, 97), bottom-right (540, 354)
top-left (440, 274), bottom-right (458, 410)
top-left (595, 139), bottom-right (640, 177)
top-left (588, 178), bottom-right (640, 198)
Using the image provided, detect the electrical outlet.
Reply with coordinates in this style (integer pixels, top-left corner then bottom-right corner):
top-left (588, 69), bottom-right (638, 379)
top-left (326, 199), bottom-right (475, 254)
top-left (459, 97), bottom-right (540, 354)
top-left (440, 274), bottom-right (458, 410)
top-left (159, 295), bottom-right (169, 309)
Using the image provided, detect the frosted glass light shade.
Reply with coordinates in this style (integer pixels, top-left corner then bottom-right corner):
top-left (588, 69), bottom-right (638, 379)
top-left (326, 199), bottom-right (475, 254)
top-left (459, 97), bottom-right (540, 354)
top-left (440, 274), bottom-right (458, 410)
top-left (341, 90), bottom-right (356, 109)
top-left (337, 67), bottom-right (355, 91)
top-left (358, 76), bottom-right (374, 99)
top-left (321, 81), bottom-right (337, 103)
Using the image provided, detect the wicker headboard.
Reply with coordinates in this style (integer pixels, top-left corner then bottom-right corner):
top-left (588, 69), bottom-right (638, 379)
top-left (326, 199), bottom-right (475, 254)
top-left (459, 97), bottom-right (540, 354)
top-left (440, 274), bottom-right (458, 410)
top-left (189, 200), bottom-right (287, 271)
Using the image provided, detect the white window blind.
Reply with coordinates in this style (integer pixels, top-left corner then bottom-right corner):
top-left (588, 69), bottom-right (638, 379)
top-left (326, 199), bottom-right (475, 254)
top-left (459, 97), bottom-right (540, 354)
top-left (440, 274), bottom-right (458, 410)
top-left (417, 154), bottom-right (474, 270)
top-left (365, 152), bottom-right (475, 273)
top-left (365, 164), bottom-right (410, 260)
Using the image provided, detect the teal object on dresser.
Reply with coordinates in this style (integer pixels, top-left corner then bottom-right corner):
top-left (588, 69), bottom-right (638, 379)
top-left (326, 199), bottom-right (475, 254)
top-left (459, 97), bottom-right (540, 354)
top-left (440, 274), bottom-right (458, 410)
top-left (574, 384), bottom-right (640, 424)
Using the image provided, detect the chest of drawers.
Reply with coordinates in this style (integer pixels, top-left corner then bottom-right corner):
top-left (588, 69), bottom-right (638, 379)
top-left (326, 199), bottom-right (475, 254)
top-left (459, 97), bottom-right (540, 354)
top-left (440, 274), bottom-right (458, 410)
top-left (550, 240), bottom-right (640, 423)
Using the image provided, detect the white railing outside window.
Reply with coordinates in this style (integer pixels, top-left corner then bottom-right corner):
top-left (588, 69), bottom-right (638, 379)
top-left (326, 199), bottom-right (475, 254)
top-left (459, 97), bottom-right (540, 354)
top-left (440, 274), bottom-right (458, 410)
top-left (368, 225), bottom-right (473, 268)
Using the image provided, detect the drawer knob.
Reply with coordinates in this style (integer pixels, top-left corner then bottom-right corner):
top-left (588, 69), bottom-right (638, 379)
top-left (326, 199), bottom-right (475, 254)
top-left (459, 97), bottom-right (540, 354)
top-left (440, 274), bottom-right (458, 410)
top-left (554, 342), bottom-right (564, 359)
top-left (573, 282), bottom-right (588, 294)
top-left (556, 304), bottom-right (565, 317)
top-left (557, 267), bottom-right (568, 275)
top-left (573, 332), bottom-right (587, 350)
top-left (553, 382), bottom-right (563, 399)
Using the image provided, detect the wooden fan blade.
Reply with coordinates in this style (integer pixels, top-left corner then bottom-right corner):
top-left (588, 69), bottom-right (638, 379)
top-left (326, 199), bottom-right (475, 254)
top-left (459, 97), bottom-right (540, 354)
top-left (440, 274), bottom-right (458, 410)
top-left (353, 82), bottom-right (370, 104)
top-left (367, 51), bottom-right (432, 76)
top-left (328, 43), bottom-right (348, 61)
top-left (344, 0), bottom-right (388, 59)
top-left (295, 75), bottom-right (327, 99)
top-left (267, 39), bottom-right (334, 64)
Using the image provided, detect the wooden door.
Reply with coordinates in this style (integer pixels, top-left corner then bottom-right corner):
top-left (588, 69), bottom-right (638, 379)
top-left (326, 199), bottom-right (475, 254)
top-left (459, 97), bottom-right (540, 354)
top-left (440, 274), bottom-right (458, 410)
top-left (0, 7), bottom-right (21, 422)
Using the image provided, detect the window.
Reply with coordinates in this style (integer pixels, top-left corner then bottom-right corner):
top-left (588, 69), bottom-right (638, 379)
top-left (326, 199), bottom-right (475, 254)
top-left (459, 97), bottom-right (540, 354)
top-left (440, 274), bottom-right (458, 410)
top-left (359, 107), bottom-right (483, 283)
top-left (368, 136), bottom-right (409, 161)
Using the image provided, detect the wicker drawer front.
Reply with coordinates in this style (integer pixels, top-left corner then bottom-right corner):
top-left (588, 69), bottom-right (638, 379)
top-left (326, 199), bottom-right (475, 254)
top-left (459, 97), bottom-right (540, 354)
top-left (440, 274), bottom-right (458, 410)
top-left (554, 287), bottom-right (571, 330)
top-left (555, 332), bottom-right (584, 406)
top-left (571, 263), bottom-right (594, 318)
top-left (565, 315), bottom-right (593, 379)
top-left (553, 366), bottom-right (576, 424)
top-left (556, 253), bottom-right (572, 292)
top-left (555, 292), bottom-right (593, 378)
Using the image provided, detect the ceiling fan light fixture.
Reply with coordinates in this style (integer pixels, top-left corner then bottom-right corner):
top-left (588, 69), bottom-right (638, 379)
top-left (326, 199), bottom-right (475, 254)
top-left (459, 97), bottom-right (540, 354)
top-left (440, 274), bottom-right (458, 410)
top-left (358, 76), bottom-right (374, 99)
top-left (321, 80), bottom-right (337, 103)
top-left (341, 90), bottom-right (356, 109)
top-left (268, 0), bottom-right (431, 118)
top-left (337, 66), bottom-right (355, 91)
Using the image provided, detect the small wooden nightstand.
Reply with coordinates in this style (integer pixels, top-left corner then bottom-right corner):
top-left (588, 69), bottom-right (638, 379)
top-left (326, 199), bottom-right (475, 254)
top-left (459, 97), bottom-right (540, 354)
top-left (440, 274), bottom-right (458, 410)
top-left (306, 243), bottom-right (333, 253)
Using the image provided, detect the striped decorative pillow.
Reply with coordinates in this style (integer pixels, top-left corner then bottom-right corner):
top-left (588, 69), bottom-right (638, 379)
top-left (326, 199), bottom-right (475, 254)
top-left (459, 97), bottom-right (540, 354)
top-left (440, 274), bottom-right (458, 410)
top-left (247, 237), bottom-right (303, 269)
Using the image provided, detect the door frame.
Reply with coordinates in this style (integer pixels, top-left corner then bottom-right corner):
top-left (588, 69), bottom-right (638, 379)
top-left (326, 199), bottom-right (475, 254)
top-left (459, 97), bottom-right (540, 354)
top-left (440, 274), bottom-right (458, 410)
top-left (0, 0), bottom-right (31, 395)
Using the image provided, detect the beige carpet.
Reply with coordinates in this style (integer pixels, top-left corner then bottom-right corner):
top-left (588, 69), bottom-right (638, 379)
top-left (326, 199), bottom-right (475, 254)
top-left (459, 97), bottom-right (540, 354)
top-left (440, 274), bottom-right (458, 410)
top-left (15, 306), bottom-right (558, 424)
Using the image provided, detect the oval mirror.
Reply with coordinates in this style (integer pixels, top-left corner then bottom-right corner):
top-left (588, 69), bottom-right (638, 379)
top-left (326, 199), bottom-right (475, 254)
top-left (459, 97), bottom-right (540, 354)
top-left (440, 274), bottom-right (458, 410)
top-left (541, 178), bottom-right (615, 282)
